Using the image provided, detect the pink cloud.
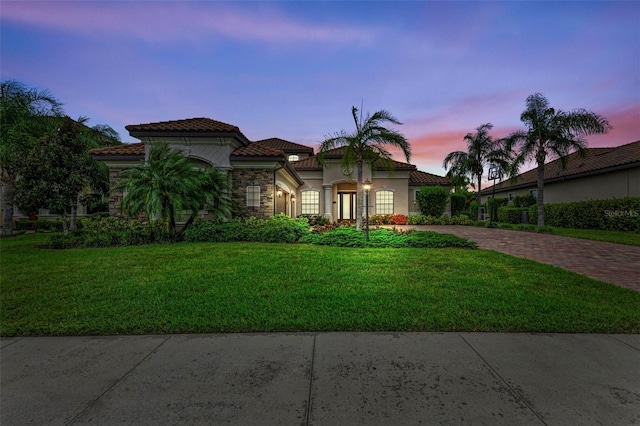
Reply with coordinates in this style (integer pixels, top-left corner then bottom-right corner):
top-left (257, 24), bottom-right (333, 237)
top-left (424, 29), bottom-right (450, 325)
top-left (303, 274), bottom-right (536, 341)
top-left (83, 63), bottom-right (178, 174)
top-left (1, 2), bottom-right (374, 45)
top-left (588, 105), bottom-right (640, 147)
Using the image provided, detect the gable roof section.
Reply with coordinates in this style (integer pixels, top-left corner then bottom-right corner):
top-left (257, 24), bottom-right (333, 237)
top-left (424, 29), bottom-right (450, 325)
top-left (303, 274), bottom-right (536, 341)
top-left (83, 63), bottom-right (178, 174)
top-left (89, 142), bottom-right (145, 161)
top-left (481, 140), bottom-right (640, 194)
top-left (255, 138), bottom-right (314, 154)
top-left (409, 170), bottom-right (452, 186)
top-left (126, 117), bottom-right (250, 144)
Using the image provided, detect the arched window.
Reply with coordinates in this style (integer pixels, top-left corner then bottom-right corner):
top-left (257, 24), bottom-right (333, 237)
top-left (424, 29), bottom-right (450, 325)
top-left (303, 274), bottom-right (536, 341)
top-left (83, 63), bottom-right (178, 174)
top-left (375, 190), bottom-right (394, 215)
top-left (301, 189), bottom-right (320, 215)
top-left (288, 154), bottom-right (299, 162)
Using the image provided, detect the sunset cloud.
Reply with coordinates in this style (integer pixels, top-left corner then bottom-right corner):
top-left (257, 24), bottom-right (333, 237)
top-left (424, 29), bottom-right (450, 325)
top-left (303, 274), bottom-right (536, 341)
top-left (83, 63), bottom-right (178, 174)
top-left (1, 2), bottom-right (374, 45)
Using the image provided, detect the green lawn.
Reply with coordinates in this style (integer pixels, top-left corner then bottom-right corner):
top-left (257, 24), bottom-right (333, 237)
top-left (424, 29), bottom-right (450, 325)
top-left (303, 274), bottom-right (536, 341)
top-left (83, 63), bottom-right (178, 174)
top-left (545, 226), bottom-right (640, 246)
top-left (1, 233), bottom-right (639, 336)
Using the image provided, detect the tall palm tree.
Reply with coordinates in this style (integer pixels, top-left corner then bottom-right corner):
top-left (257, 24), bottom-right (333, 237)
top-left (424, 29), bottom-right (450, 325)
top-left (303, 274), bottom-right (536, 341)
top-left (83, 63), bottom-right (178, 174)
top-left (0, 80), bottom-right (63, 235)
top-left (506, 93), bottom-right (611, 226)
top-left (443, 123), bottom-right (510, 220)
top-left (317, 106), bottom-right (410, 230)
top-left (120, 143), bottom-right (229, 234)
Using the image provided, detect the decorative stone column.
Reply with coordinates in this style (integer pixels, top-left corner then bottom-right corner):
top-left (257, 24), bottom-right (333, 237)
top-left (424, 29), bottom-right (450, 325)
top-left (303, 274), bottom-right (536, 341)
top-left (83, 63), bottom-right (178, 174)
top-left (323, 185), bottom-right (333, 222)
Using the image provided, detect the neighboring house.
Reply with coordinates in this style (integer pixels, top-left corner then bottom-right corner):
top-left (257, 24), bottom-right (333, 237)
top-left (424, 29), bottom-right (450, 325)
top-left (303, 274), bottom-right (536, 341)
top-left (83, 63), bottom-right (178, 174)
top-left (480, 140), bottom-right (640, 204)
top-left (89, 117), bottom-right (451, 221)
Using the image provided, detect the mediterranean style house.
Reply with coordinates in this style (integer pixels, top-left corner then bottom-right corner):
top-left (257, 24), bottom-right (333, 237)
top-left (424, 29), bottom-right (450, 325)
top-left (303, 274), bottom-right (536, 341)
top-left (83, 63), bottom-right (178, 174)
top-left (89, 117), bottom-right (451, 221)
top-left (480, 140), bottom-right (640, 204)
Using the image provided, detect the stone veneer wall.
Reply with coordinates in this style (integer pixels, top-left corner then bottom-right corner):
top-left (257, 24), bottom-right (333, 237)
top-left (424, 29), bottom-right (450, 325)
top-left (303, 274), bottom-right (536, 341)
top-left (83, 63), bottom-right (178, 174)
top-left (231, 168), bottom-right (274, 219)
top-left (108, 167), bottom-right (125, 218)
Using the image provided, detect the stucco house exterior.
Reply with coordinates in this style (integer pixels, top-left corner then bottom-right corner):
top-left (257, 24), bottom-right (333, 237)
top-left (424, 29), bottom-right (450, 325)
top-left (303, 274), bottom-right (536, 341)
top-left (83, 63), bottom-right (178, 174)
top-left (480, 140), bottom-right (640, 204)
top-left (89, 117), bottom-right (451, 221)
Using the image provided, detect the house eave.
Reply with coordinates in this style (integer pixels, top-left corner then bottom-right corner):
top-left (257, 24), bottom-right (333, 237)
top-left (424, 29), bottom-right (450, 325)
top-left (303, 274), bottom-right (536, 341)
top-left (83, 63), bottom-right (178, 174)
top-left (129, 131), bottom-right (250, 145)
top-left (481, 161), bottom-right (640, 195)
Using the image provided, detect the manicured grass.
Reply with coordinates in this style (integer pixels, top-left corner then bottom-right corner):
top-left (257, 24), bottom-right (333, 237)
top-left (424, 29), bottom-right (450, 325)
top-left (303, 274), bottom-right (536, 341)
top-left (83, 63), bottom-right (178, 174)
top-left (545, 226), bottom-right (640, 246)
top-left (1, 234), bottom-right (639, 336)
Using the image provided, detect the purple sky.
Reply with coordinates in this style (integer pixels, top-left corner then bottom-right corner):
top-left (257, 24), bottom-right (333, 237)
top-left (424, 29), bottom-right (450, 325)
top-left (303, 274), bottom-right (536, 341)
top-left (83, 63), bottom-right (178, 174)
top-left (2, 1), bottom-right (638, 176)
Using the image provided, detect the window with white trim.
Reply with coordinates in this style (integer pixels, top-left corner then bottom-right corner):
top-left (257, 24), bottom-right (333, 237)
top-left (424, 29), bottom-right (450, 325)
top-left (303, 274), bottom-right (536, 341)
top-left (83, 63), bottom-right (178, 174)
top-left (301, 190), bottom-right (320, 215)
top-left (246, 186), bottom-right (260, 207)
top-left (288, 154), bottom-right (299, 162)
top-left (376, 190), bottom-right (394, 215)
top-left (530, 189), bottom-right (538, 199)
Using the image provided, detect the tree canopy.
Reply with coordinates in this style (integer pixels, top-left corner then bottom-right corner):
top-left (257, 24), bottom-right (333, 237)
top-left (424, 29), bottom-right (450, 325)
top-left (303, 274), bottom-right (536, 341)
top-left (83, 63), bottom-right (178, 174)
top-left (119, 143), bottom-right (230, 234)
top-left (317, 106), bottom-right (410, 230)
top-left (506, 93), bottom-right (611, 226)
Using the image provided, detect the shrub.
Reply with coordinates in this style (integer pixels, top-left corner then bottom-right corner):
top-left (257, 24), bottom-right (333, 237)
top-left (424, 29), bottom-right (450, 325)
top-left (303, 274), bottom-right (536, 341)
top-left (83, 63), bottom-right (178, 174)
top-left (450, 193), bottom-right (467, 217)
top-left (184, 214), bottom-right (309, 244)
top-left (462, 201), bottom-right (479, 220)
top-left (300, 214), bottom-right (329, 226)
top-left (497, 207), bottom-right (530, 224)
top-left (417, 186), bottom-right (449, 217)
top-left (300, 227), bottom-right (476, 249)
top-left (513, 194), bottom-right (536, 208)
top-left (45, 216), bottom-right (175, 249)
top-left (486, 197), bottom-right (508, 222)
top-left (527, 198), bottom-right (640, 231)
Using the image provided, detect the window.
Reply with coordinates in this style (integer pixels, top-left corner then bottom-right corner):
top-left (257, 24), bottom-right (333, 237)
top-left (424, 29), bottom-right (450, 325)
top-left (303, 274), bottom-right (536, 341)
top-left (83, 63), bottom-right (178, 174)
top-left (288, 154), bottom-right (299, 162)
top-left (509, 193), bottom-right (515, 202)
top-left (530, 189), bottom-right (538, 199)
top-left (376, 190), bottom-right (394, 215)
top-left (301, 190), bottom-right (320, 215)
top-left (246, 186), bottom-right (260, 207)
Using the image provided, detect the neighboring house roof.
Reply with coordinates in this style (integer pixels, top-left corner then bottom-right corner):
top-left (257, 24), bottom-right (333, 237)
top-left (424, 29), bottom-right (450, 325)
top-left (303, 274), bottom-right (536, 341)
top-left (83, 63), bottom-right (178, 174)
top-left (480, 140), bottom-right (640, 194)
top-left (255, 138), bottom-right (314, 154)
top-left (125, 117), bottom-right (250, 144)
top-left (409, 170), bottom-right (452, 186)
top-left (89, 142), bottom-right (145, 161)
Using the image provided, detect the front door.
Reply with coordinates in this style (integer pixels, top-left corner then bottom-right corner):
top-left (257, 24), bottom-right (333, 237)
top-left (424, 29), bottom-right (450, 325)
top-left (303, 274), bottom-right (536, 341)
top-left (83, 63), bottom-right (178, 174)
top-left (339, 192), bottom-right (356, 220)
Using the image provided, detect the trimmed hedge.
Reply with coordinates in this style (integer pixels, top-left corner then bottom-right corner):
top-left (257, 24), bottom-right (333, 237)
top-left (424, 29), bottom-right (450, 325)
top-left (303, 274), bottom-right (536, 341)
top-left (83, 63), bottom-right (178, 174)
top-left (528, 198), bottom-right (640, 231)
top-left (299, 226), bottom-right (477, 249)
top-left (497, 207), bottom-right (530, 224)
top-left (184, 214), bottom-right (310, 243)
top-left (417, 186), bottom-right (449, 217)
top-left (407, 214), bottom-right (472, 226)
top-left (46, 217), bottom-right (174, 248)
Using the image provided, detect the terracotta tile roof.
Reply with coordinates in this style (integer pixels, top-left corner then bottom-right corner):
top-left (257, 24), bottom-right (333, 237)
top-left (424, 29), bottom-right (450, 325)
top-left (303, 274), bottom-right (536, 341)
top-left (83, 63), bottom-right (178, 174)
top-left (255, 138), bottom-right (314, 154)
top-left (230, 144), bottom-right (285, 158)
top-left (126, 117), bottom-right (249, 142)
top-left (292, 147), bottom-right (416, 171)
top-left (290, 156), bottom-right (323, 171)
top-left (89, 142), bottom-right (145, 159)
top-left (481, 140), bottom-right (640, 194)
top-left (409, 170), bottom-right (452, 186)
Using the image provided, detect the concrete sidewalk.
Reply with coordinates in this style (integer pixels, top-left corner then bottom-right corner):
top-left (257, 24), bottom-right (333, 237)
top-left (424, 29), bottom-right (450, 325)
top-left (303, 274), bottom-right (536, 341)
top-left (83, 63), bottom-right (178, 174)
top-left (2, 333), bottom-right (639, 425)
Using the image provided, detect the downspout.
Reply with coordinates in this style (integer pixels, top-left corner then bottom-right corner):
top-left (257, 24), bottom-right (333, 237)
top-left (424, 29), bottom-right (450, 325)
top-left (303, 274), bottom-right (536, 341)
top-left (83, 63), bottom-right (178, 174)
top-left (274, 163), bottom-right (284, 216)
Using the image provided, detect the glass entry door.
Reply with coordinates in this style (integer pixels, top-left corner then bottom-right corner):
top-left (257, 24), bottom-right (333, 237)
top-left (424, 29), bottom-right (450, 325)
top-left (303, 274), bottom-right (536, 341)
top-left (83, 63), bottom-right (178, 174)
top-left (339, 192), bottom-right (356, 220)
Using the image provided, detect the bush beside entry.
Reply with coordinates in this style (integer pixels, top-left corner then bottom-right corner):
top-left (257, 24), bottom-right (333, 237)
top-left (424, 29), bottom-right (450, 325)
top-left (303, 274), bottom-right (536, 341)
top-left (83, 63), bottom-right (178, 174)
top-left (417, 186), bottom-right (449, 217)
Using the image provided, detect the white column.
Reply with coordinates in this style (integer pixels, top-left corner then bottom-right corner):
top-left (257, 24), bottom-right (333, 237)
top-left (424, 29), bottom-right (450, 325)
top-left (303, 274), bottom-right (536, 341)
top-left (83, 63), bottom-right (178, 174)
top-left (323, 185), bottom-right (333, 221)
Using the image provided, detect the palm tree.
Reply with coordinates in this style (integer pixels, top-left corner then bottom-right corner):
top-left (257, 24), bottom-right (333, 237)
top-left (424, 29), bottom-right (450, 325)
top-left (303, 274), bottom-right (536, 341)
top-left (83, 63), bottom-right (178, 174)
top-left (317, 106), bottom-right (410, 230)
top-left (443, 123), bottom-right (510, 221)
top-left (120, 143), bottom-right (229, 234)
top-left (506, 93), bottom-right (611, 226)
top-left (0, 80), bottom-right (63, 235)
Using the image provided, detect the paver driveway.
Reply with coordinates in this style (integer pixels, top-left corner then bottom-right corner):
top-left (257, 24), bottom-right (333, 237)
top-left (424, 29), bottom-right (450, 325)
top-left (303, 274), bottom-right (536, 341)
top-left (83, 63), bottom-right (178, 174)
top-left (394, 225), bottom-right (640, 292)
